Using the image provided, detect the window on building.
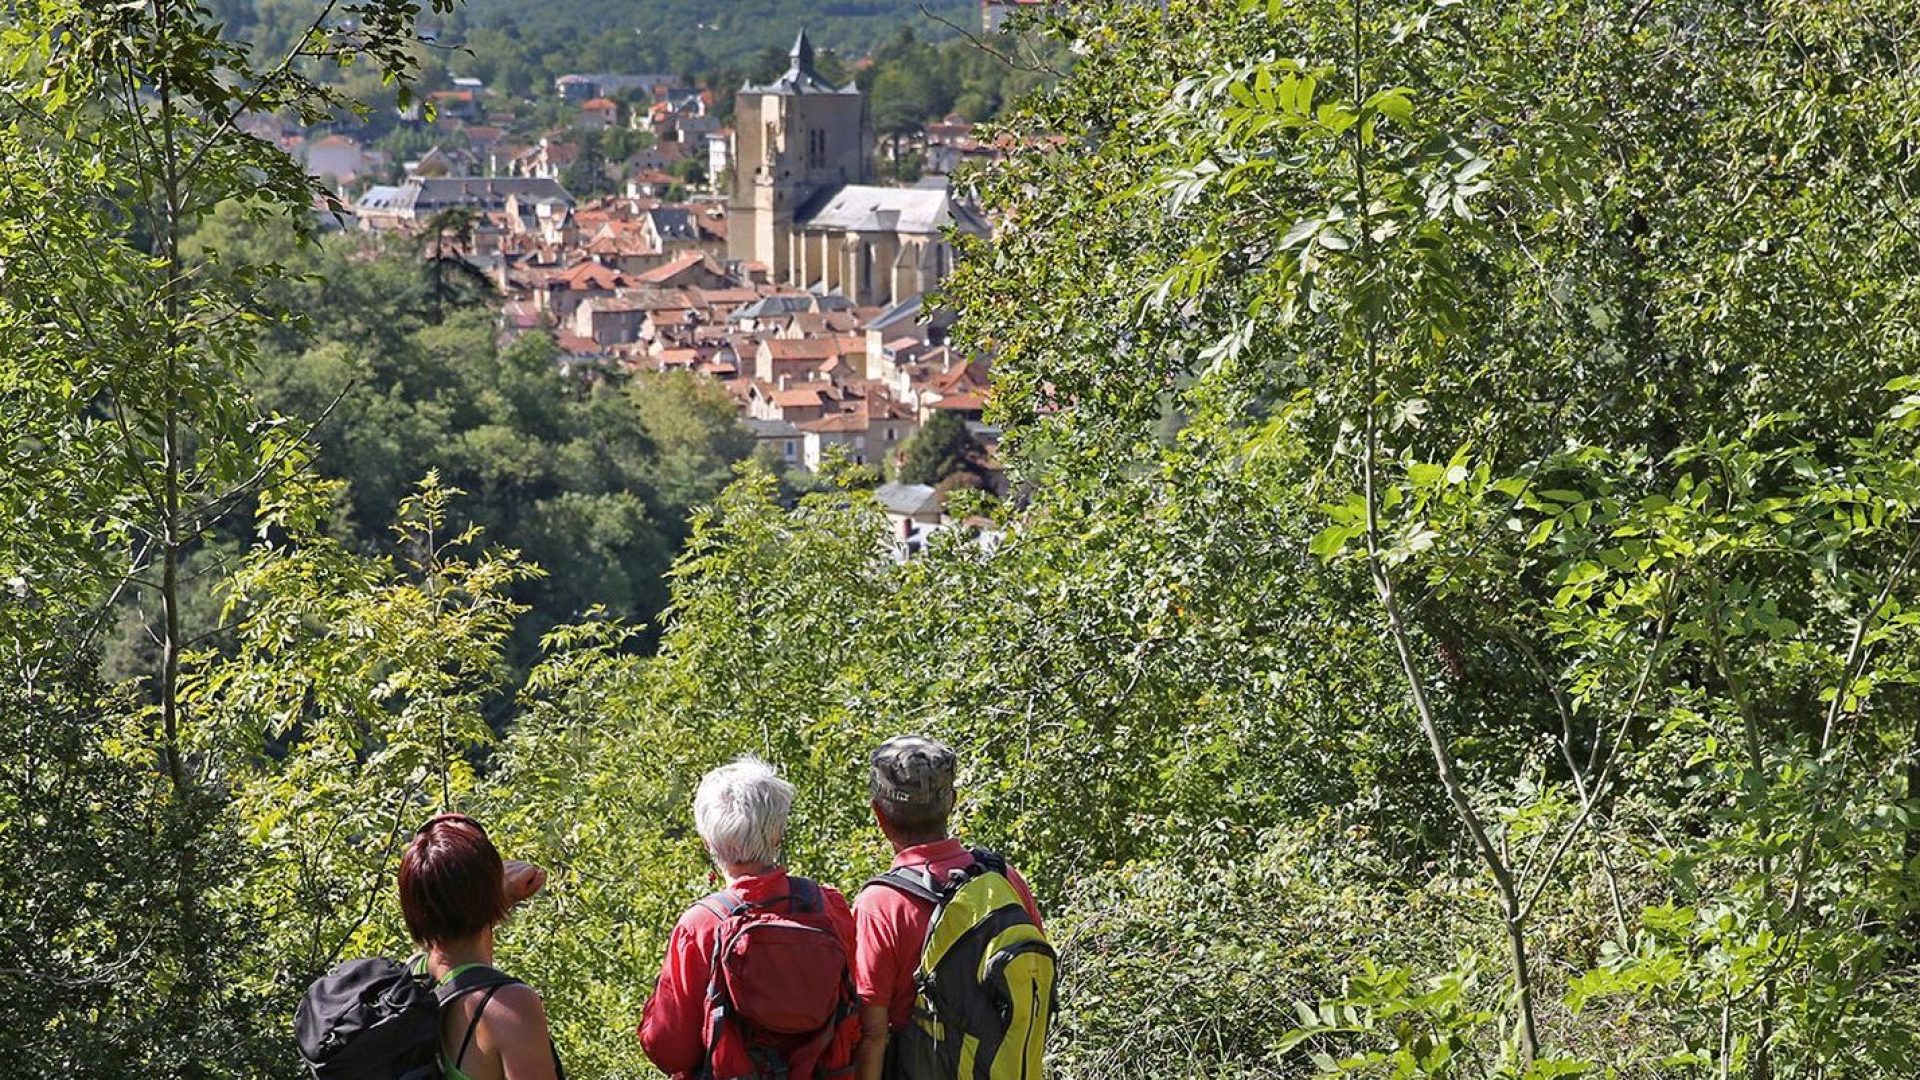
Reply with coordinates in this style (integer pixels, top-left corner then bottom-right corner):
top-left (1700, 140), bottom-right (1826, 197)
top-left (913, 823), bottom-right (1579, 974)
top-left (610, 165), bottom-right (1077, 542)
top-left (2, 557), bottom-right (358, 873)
top-left (808, 128), bottom-right (827, 170)
top-left (785, 440), bottom-right (796, 458)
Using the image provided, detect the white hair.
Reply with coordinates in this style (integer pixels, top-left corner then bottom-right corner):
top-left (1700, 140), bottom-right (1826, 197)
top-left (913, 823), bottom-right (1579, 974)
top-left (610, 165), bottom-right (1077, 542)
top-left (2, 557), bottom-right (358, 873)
top-left (693, 756), bottom-right (794, 870)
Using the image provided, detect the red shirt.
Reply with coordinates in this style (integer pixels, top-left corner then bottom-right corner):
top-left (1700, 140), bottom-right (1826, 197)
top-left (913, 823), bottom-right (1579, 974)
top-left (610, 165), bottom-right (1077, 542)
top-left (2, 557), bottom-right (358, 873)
top-left (639, 868), bottom-right (857, 1078)
top-left (852, 839), bottom-right (1043, 1031)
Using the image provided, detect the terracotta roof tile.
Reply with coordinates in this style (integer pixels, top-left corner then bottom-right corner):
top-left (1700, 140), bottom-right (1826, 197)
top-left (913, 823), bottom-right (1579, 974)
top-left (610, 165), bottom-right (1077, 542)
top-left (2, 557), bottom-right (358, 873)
top-left (773, 386), bottom-right (831, 407)
top-left (762, 337), bottom-right (844, 361)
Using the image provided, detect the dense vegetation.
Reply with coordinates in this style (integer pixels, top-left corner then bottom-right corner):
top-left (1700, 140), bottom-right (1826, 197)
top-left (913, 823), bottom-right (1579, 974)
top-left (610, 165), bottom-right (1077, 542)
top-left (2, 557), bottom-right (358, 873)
top-left (450, 0), bottom-right (978, 74)
top-left (9, 1), bottom-right (1920, 1079)
top-left (209, 0), bottom-right (979, 89)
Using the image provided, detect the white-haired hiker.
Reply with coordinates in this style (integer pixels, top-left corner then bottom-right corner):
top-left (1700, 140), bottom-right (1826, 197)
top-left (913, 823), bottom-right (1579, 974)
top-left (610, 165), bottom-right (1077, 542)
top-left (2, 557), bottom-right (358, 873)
top-left (639, 756), bottom-right (862, 1080)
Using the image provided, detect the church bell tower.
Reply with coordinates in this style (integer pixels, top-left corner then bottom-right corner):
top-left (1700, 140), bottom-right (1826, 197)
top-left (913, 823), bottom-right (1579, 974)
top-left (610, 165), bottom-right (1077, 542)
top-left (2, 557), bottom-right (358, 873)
top-left (728, 29), bottom-right (873, 281)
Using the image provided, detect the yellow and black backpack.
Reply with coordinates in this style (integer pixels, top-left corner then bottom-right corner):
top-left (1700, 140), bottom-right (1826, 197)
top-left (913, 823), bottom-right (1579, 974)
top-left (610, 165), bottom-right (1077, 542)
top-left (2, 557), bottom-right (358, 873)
top-left (866, 849), bottom-right (1057, 1080)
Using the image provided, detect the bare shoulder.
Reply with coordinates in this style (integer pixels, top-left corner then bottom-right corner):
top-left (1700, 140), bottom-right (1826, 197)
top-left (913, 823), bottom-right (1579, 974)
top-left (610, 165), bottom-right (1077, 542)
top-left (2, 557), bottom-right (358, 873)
top-left (482, 982), bottom-right (559, 1080)
top-left (485, 982), bottom-right (552, 1035)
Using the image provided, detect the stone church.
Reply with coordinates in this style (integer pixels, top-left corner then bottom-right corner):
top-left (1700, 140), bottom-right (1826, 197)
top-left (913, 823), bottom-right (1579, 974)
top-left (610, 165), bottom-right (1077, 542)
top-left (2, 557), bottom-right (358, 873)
top-left (728, 31), bottom-right (985, 308)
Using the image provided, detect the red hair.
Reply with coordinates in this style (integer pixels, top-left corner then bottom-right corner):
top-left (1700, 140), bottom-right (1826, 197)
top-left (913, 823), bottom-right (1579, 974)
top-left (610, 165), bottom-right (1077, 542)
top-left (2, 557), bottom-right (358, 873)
top-left (398, 814), bottom-right (511, 944)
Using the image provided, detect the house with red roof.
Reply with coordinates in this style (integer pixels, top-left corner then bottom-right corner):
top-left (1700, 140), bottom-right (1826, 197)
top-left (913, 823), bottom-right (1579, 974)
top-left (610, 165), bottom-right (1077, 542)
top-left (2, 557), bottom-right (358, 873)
top-left (754, 336), bottom-right (850, 386)
top-left (430, 88), bottom-right (481, 122)
top-left (580, 97), bottom-right (619, 131)
top-left (634, 252), bottom-right (731, 290)
top-left (535, 259), bottom-right (636, 319)
top-left (794, 388), bottom-right (920, 469)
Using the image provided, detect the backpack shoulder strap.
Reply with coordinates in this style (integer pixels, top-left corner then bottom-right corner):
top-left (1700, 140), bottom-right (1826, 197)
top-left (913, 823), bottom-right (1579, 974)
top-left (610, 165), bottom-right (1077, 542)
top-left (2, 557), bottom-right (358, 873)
top-left (696, 890), bottom-right (750, 921)
top-left (451, 983), bottom-right (509, 1073)
top-left (435, 966), bottom-right (525, 1075)
top-left (786, 875), bottom-right (824, 914)
top-left (968, 847), bottom-right (1008, 877)
top-left (863, 866), bottom-right (945, 906)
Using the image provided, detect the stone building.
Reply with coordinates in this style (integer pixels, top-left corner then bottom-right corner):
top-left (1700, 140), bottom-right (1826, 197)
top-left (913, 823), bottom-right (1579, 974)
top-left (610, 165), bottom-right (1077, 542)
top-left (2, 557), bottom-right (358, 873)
top-left (728, 31), bottom-right (983, 308)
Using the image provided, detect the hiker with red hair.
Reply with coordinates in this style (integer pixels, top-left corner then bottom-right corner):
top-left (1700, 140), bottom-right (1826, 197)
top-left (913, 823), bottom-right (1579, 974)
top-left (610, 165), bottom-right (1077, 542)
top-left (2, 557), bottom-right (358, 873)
top-left (401, 813), bottom-right (562, 1080)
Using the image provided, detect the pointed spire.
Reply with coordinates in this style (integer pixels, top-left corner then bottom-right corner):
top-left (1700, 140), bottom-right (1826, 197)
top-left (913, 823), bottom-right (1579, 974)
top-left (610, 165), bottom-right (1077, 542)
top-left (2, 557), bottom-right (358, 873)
top-left (743, 26), bottom-right (847, 94)
top-left (790, 28), bottom-right (816, 76)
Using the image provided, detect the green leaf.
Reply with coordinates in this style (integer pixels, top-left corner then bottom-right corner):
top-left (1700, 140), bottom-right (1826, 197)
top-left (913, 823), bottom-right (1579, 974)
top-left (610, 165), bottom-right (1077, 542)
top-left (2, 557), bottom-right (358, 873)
top-left (1362, 87), bottom-right (1415, 127)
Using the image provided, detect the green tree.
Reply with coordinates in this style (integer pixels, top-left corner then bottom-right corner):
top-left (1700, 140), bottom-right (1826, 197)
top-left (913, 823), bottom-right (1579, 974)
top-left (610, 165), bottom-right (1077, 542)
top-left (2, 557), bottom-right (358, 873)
top-left (630, 371), bottom-right (756, 521)
top-left (0, 0), bottom-right (453, 1071)
top-left (417, 207), bottom-right (495, 319)
top-left (185, 474), bottom-right (536, 1002)
top-left (939, 0), bottom-right (1920, 1072)
top-left (897, 409), bottom-right (982, 486)
top-left (560, 130), bottom-right (613, 197)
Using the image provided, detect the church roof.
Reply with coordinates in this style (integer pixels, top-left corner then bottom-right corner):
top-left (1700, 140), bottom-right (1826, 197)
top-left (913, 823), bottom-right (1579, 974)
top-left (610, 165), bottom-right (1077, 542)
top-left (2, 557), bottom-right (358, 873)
top-left (794, 183), bottom-right (989, 237)
top-left (733, 292), bottom-right (854, 322)
top-left (741, 29), bottom-right (859, 96)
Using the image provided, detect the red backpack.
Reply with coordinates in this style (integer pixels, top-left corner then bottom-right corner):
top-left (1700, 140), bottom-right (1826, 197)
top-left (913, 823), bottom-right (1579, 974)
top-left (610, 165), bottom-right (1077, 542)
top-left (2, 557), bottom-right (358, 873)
top-left (699, 876), bottom-right (860, 1079)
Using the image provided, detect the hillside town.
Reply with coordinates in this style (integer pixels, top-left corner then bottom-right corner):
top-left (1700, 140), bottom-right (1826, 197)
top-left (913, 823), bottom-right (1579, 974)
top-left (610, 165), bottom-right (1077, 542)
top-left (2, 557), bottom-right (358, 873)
top-left (274, 31), bottom-right (1011, 541)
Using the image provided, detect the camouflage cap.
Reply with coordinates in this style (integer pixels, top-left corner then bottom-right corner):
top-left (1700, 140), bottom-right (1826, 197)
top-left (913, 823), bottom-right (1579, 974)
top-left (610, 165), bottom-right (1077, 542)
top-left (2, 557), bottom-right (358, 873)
top-left (868, 734), bottom-right (956, 811)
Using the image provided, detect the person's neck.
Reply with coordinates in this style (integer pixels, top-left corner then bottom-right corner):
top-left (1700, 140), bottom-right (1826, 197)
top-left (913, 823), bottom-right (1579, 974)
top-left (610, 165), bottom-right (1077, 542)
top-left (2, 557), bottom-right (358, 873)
top-left (886, 831), bottom-right (950, 855)
top-left (426, 930), bottom-right (494, 978)
top-left (722, 862), bottom-right (779, 886)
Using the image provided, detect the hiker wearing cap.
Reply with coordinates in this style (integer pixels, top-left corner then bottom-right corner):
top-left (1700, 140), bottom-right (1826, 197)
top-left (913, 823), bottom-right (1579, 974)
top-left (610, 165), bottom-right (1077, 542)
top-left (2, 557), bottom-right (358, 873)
top-left (853, 736), bottom-right (1057, 1080)
top-left (639, 756), bottom-right (862, 1080)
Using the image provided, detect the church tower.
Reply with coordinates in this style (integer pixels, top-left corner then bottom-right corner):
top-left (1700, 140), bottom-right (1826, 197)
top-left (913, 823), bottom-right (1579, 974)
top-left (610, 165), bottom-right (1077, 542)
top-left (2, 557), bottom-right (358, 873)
top-left (728, 30), bottom-right (873, 281)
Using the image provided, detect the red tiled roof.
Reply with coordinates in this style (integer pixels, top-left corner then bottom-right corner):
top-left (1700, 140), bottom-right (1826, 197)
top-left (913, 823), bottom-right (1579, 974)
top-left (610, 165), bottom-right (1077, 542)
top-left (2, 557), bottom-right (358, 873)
top-left (933, 354), bottom-right (991, 393)
top-left (689, 287), bottom-right (759, 308)
top-left (798, 412), bottom-right (870, 434)
top-left (555, 261), bottom-right (630, 290)
top-left (617, 288), bottom-right (695, 311)
top-left (762, 338), bottom-right (844, 361)
top-left (635, 253), bottom-right (721, 285)
top-left (773, 386), bottom-right (831, 407)
top-left (931, 391), bottom-right (986, 411)
top-left (556, 332), bottom-right (607, 354)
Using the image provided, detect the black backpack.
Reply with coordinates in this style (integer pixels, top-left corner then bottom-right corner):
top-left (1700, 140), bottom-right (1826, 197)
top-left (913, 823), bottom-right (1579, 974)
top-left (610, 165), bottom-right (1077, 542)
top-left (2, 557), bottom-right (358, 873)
top-left (296, 956), bottom-right (520, 1079)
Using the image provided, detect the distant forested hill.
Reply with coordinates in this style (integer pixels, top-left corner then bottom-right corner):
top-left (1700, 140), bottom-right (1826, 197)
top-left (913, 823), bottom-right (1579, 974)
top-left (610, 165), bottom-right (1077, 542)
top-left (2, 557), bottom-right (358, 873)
top-left (455, 0), bottom-right (976, 68)
top-left (212, 0), bottom-right (979, 96)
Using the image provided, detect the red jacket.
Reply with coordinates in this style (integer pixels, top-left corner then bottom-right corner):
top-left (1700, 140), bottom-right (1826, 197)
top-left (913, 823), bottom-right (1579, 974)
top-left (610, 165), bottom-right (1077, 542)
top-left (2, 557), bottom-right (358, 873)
top-left (639, 868), bottom-right (857, 1078)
